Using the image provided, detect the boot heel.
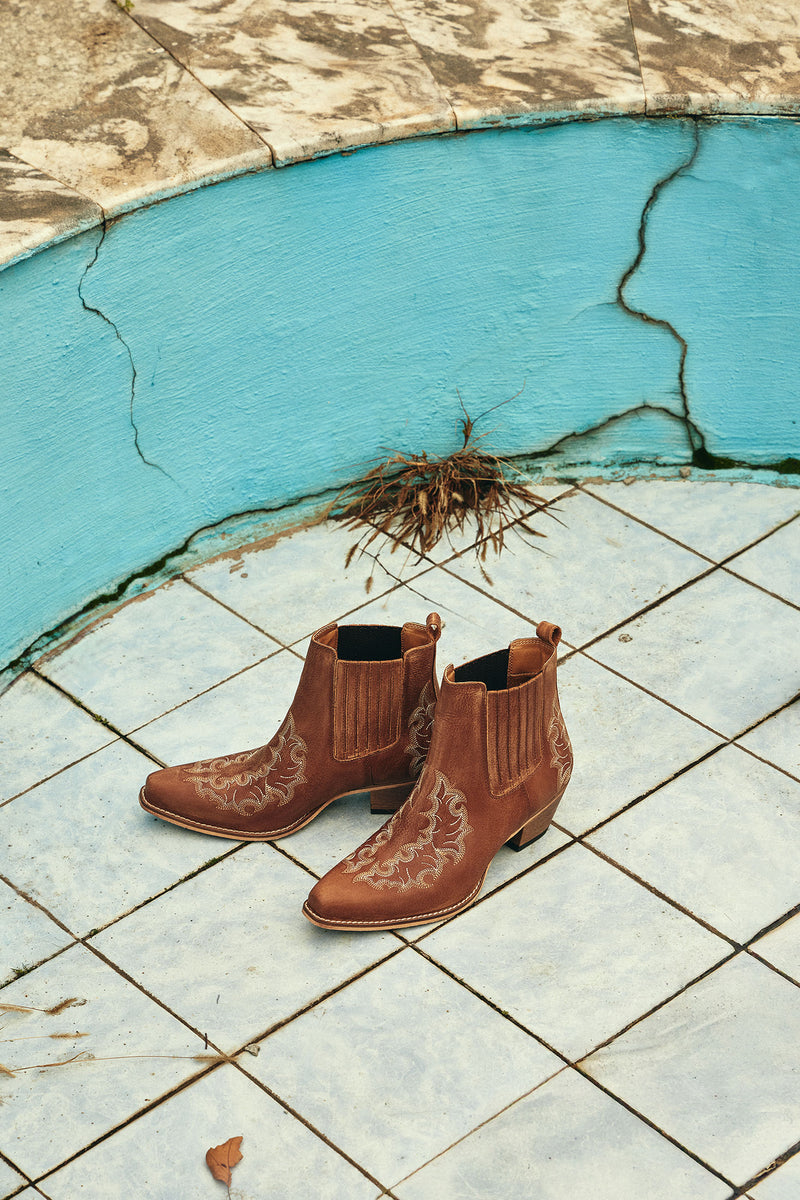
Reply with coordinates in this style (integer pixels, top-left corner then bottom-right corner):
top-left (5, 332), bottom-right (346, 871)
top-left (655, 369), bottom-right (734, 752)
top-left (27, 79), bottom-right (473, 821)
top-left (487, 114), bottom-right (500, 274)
top-left (369, 781), bottom-right (415, 814)
top-left (506, 792), bottom-right (563, 851)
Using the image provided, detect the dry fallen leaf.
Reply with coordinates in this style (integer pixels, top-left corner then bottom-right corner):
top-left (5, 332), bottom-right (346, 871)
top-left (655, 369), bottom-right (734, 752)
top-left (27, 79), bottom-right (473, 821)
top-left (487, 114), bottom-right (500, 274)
top-left (206, 1136), bottom-right (244, 1187)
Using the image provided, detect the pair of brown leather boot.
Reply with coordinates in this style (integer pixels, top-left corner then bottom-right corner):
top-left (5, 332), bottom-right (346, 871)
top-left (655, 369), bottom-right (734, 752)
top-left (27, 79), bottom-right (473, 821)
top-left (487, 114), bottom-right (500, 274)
top-left (139, 613), bottom-right (572, 931)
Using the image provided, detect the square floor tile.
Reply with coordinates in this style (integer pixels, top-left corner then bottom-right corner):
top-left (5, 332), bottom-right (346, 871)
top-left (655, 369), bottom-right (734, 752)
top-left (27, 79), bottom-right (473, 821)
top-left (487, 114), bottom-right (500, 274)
top-left (41, 1064), bottom-right (376, 1200)
top-left (739, 701), bottom-right (800, 780)
top-left (751, 914), bottom-right (800, 983)
top-left (131, 649), bottom-right (302, 764)
top-left (394, 1067), bottom-right (730, 1200)
top-left (584, 954), bottom-right (800, 1185)
top-left (588, 745), bottom-right (800, 942)
top-left (585, 480), bottom-right (800, 561)
top-left (0, 741), bottom-right (239, 936)
top-left (0, 883), bottom-right (71, 987)
top-left (445, 490), bottom-right (707, 646)
top-left (91, 843), bottom-right (398, 1054)
top-left (0, 945), bottom-right (206, 1178)
top-left (591, 571), bottom-right (800, 736)
top-left (188, 521), bottom-right (424, 646)
top-left (727, 518), bottom-right (800, 606)
top-left (0, 1160), bottom-right (27, 1199)
top-left (748, 1152), bottom-right (800, 1199)
top-left (555, 653), bottom-right (722, 834)
top-left (246, 950), bottom-right (562, 1184)
top-left (421, 844), bottom-right (728, 1059)
top-left (0, 673), bottom-right (113, 805)
top-left (37, 582), bottom-right (278, 732)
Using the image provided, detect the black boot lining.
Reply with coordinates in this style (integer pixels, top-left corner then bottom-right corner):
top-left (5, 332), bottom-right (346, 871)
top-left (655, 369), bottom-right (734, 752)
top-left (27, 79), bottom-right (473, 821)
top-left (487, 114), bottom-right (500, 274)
top-left (337, 625), bottom-right (403, 661)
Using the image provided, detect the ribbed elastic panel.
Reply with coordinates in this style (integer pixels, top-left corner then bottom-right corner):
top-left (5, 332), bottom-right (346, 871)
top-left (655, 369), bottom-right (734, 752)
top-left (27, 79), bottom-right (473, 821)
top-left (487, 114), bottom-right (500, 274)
top-left (333, 658), bottom-right (404, 760)
top-left (486, 676), bottom-right (543, 792)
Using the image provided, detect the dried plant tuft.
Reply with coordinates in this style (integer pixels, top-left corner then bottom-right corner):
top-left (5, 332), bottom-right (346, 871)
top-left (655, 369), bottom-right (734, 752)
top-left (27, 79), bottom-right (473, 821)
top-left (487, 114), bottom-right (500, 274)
top-left (331, 388), bottom-right (553, 588)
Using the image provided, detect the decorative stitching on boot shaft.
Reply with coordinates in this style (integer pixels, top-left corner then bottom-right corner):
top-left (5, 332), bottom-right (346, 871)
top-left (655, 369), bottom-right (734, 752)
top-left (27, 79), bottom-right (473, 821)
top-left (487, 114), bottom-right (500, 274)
top-left (548, 700), bottom-right (573, 794)
top-left (405, 680), bottom-right (435, 778)
top-left (181, 713), bottom-right (307, 816)
top-left (342, 769), bottom-right (472, 891)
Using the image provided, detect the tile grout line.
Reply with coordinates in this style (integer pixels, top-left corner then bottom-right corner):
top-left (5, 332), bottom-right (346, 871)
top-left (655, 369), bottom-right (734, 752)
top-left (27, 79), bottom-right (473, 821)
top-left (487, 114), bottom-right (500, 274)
top-left (406, 942), bottom-right (739, 1187)
top-left (579, 483), bottom-right (800, 570)
top-left (570, 1064), bottom-right (738, 1191)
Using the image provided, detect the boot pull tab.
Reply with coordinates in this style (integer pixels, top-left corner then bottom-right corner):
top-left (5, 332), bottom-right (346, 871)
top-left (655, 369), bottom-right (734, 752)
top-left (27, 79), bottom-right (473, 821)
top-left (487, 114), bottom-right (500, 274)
top-left (426, 612), bottom-right (442, 643)
top-left (536, 620), bottom-right (562, 647)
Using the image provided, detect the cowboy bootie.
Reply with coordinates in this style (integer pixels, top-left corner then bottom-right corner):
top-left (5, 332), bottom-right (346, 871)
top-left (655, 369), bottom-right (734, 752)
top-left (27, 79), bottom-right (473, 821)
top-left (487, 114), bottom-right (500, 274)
top-left (303, 621), bottom-right (572, 930)
top-left (139, 613), bottom-right (441, 840)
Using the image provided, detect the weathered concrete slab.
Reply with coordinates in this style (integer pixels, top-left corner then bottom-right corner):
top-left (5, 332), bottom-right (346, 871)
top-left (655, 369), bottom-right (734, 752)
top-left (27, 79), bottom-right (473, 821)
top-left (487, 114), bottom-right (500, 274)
top-left (128, 0), bottom-right (455, 165)
top-left (630, 0), bottom-right (800, 114)
top-left (0, 0), bottom-right (270, 217)
top-left (0, 153), bottom-right (102, 269)
top-left (390, 0), bottom-right (646, 127)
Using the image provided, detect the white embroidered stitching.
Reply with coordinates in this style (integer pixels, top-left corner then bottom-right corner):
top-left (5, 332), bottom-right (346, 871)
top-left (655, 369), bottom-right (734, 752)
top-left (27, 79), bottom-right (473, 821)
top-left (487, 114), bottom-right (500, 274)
top-left (548, 702), bottom-right (572, 793)
top-left (182, 713), bottom-right (307, 816)
top-left (342, 769), bottom-right (472, 892)
top-left (405, 681), bottom-right (435, 777)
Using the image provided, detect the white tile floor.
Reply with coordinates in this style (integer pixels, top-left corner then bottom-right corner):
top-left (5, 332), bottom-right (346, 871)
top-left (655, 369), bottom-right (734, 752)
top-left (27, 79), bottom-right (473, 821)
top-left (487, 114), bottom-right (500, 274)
top-left (0, 478), bottom-right (799, 1199)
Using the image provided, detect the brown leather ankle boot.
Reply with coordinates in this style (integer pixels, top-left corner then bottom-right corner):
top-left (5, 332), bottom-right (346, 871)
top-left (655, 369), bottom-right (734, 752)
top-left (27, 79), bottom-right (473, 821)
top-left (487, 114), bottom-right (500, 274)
top-left (303, 621), bottom-right (572, 930)
top-left (139, 613), bottom-right (441, 839)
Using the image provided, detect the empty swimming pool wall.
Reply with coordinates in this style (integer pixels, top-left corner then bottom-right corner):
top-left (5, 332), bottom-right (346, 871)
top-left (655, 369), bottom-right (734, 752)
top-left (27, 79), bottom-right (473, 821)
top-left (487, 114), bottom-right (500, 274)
top-left (2, 1), bottom-right (800, 675)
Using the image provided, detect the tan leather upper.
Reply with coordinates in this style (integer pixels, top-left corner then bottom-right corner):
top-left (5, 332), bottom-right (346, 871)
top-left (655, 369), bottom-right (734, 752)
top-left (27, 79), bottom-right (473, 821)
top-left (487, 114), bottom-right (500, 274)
top-left (304, 622), bottom-right (572, 929)
top-left (140, 614), bottom-right (441, 839)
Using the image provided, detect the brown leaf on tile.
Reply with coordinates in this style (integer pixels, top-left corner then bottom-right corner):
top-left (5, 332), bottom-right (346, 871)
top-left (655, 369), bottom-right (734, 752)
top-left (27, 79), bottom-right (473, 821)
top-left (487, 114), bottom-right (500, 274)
top-left (206, 1136), bottom-right (244, 1187)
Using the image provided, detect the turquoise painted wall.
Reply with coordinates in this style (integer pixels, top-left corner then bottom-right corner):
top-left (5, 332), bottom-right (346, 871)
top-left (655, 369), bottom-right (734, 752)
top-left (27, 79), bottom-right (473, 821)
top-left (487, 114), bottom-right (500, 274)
top-left (2, 117), bottom-right (799, 670)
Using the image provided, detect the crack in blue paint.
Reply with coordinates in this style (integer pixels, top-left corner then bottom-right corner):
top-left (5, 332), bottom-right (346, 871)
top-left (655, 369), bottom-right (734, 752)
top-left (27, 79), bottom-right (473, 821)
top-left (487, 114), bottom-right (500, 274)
top-left (617, 119), bottom-right (706, 460)
top-left (77, 219), bottom-right (174, 481)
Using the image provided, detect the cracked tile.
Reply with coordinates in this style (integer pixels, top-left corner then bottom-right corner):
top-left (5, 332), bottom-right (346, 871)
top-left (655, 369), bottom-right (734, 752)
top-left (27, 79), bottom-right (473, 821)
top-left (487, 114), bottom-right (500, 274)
top-left (0, 882), bottom-right (72, 988)
top-left (391, 0), bottom-right (645, 127)
top-left (0, 672), bottom-right (113, 805)
top-left (36, 580), bottom-right (278, 732)
top-left (90, 843), bottom-right (397, 1054)
top-left (0, 151), bottom-right (102, 269)
top-left (590, 570), bottom-right (800, 736)
top-left (0, 0), bottom-right (270, 215)
top-left (629, 0), bottom-right (800, 115)
top-left (588, 744), bottom-right (800, 942)
top-left (0, 945), bottom-right (206, 1179)
top-left (129, 0), bottom-right (454, 166)
top-left (584, 480), bottom-right (800, 561)
top-left (445, 489), bottom-right (707, 646)
top-left (0, 741), bottom-right (239, 937)
top-left (583, 954), bottom-right (800, 1185)
top-left (246, 949), bottom-right (562, 1183)
top-left (41, 1064), bottom-right (376, 1200)
top-left (555, 652), bottom-right (722, 835)
top-left (421, 843), bottom-right (727, 1060)
top-left (739, 701), bottom-right (800, 779)
top-left (726, 517), bottom-right (800, 606)
top-left (394, 1067), bottom-right (730, 1199)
